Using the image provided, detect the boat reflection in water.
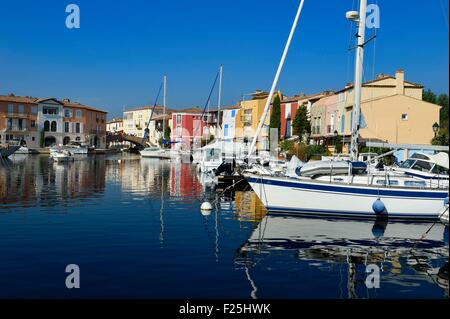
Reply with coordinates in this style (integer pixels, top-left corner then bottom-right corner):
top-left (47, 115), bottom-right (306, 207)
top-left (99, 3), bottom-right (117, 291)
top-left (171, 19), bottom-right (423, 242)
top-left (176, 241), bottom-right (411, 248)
top-left (0, 155), bottom-right (105, 210)
top-left (234, 194), bottom-right (449, 299)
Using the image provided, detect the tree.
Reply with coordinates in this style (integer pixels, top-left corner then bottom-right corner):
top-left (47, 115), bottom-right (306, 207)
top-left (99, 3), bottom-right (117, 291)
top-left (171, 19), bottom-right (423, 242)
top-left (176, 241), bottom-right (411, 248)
top-left (437, 93), bottom-right (449, 130)
top-left (269, 95), bottom-right (281, 140)
top-left (39, 129), bottom-right (45, 148)
top-left (292, 104), bottom-right (311, 142)
top-left (424, 89), bottom-right (449, 146)
top-left (423, 89), bottom-right (437, 104)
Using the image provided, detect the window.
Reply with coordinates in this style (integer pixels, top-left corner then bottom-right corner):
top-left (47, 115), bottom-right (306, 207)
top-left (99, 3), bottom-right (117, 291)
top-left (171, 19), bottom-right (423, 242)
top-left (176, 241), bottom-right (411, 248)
top-left (76, 110), bottom-right (82, 118)
top-left (76, 123), bottom-right (80, 133)
top-left (7, 104), bottom-right (14, 113)
top-left (339, 114), bottom-right (345, 133)
top-left (431, 164), bottom-right (449, 175)
top-left (32, 137), bottom-right (35, 141)
top-left (224, 124), bottom-right (229, 137)
top-left (44, 121), bottom-right (50, 132)
top-left (64, 109), bottom-right (72, 117)
top-left (399, 159), bottom-right (415, 169)
top-left (18, 104), bottom-right (24, 114)
top-left (7, 118), bottom-right (13, 130)
top-left (43, 107), bottom-right (58, 115)
top-left (411, 160), bottom-right (432, 172)
top-left (31, 120), bottom-right (36, 128)
top-left (64, 122), bottom-right (70, 133)
top-left (177, 114), bottom-right (182, 124)
top-left (404, 181), bottom-right (426, 187)
top-left (31, 106), bottom-right (37, 114)
top-left (50, 121), bottom-right (57, 132)
top-left (286, 119), bottom-right (292, 138)
top-left (376, 180), bottom-right (399, 186)
top-left (18, 119), bottom-right (23, 130)
top-left (401, 113), bottom-right (408, 121)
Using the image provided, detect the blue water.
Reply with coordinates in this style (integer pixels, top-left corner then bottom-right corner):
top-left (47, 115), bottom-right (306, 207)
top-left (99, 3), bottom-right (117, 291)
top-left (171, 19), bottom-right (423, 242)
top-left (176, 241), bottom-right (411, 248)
top-left (0, 154), bottom-right (448, 299)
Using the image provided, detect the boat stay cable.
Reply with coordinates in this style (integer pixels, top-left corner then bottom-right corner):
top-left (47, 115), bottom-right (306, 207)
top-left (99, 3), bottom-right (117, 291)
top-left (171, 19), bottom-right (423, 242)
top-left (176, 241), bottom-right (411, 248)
top-left (141, 82), bottom-right (164, 146)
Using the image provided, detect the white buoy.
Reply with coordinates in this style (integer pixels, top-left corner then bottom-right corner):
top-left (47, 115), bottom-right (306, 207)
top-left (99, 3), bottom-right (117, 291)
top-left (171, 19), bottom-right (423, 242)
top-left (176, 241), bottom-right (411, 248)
top-left (200, 202), bottom-right (213, 215)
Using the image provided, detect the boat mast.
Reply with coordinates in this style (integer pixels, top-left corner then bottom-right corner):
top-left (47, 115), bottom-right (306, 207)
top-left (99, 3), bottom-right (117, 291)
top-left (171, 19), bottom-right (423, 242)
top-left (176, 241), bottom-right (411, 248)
top-left (216, 65), bottom-right (223, 141)
top-left (247, 0), bottom-right (305, 158)
top-left (162, 75), bottom-right (167, 147)
top-left (349, 0), bottom-right (367, 161)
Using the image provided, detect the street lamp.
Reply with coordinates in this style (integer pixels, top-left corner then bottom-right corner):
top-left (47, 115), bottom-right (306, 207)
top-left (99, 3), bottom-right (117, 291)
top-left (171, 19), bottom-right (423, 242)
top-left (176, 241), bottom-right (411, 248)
top-left (432, 122), bottom-right (440, 137)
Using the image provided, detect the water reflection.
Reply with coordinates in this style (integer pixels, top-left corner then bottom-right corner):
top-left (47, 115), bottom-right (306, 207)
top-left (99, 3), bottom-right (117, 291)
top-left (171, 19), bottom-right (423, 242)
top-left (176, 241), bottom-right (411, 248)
top-left (0, 155), bottom-right (448, 298)
top-left (235, 213), bottom-right (449, 298)
top-left (0, 155), bottom-right (105, 210)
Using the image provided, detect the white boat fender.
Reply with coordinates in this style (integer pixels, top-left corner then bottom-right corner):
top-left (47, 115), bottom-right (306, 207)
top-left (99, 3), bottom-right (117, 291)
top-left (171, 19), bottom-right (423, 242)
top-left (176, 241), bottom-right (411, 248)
top-left (201, 202), bottom-right (213, 213)
top-left (444, 196), bottom-right (449, 206)
top-left (372, 198), bottom-right (386, 214)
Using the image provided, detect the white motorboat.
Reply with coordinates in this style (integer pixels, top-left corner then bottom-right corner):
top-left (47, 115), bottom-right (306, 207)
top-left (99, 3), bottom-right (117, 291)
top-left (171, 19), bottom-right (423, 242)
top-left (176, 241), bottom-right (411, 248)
top-left (50, 142), bottom-right (88, 157)
top-left (65, 141), bottom-right (89, 154)
top-left (15, 146), bottom-right (31, 154)
top-left (140, 146), bottom-right (173, 159)
top-left (393, 152), bottom-right (449, 188)
top-left (51, 149), bottom-right (74, 162)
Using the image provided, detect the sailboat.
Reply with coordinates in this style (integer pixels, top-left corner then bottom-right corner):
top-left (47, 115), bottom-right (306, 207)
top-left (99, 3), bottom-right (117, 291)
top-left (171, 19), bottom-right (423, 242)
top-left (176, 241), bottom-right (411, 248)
top-left (140, 76), bottom-right (176, 159)
top-left (243, 0), bottom-right (449, 220)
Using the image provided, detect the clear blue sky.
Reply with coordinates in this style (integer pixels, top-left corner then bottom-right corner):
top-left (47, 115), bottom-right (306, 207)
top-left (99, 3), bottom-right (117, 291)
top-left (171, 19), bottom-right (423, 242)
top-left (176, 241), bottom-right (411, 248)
top-left (0, 0), bottom-right (448, 118)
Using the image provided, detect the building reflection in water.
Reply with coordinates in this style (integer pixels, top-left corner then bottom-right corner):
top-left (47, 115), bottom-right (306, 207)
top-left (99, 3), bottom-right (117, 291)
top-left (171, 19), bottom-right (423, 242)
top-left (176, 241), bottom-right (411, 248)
top-left (235, 214), bottom-right (449, 299)
top-left (0, 155), bottom-right (105, 210)
top-left (104, 156), bottom-right (202, 198)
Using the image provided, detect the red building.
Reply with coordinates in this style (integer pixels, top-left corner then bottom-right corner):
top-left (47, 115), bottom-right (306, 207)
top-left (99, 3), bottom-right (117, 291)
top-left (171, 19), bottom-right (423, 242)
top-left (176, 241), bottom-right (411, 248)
top-left (279, 93), bottom-right (327, 139)
top-left (170, 108), bottom-right (208, 150)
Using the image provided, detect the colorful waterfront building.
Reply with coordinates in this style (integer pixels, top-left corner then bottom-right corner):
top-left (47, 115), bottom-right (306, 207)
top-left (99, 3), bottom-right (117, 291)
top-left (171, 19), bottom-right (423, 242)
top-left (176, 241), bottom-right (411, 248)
top-left (235, 90), bottom-right (283, 152)
top-left (279, 92), bottom-right (328, 140)
top-left (122, 105), bottom-right (168, 139)
top-left (106, 118), bottom-right (123, 133)
top-left (170, 107), bottom-right (205, 151)
top-left (309, 69), bottom-right (441, 152)
top-left (0, 94), bottom-right (107, 148)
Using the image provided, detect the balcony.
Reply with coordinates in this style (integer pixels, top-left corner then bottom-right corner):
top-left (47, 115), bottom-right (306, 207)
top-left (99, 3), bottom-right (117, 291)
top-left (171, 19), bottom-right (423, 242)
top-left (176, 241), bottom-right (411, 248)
top-left (2, 127), bottom-right (28, 133)
top-left (2, 113), bottom-right (35, 119)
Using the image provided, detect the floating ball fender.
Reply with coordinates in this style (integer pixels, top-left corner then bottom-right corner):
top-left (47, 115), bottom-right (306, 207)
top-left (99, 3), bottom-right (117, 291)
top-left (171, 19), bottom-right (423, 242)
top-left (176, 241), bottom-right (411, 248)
top-left (200, 201), bottom-right (213, 215)
top-left (444, 196), bottom-right (449, 206)
top-left (372, 199), bottom-right (386, 214)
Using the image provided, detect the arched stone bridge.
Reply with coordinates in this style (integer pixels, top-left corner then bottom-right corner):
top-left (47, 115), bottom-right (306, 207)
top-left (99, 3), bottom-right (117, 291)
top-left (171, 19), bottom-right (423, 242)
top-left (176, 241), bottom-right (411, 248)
top-left (106, 132), bottom-right (153, 149)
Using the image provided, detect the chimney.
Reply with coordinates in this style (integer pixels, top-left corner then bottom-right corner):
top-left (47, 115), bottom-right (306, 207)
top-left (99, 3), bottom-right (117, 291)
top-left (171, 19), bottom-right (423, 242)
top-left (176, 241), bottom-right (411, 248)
top-left (395, 69), bottom-right (405, 95)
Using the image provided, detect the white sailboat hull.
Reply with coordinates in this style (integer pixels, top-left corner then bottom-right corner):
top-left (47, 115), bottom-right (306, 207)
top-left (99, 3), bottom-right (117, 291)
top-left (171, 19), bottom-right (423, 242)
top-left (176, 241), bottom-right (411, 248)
top-left (246, 174), bottom-right (448, 220)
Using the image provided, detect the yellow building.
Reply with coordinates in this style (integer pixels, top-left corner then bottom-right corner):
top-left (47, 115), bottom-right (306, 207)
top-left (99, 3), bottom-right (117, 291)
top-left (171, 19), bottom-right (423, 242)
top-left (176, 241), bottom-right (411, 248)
top-left (123, 105), bottom-right (170, 139)
top-left (310, 69), bottom-right (440, 151)
top-left (235, 90), bottom-right (283, 151)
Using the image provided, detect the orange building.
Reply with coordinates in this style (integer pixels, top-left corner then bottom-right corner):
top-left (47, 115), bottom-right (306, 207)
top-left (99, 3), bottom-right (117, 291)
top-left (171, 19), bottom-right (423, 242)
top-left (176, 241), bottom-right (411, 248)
top-left (0, 94), bottom-right (107, 148)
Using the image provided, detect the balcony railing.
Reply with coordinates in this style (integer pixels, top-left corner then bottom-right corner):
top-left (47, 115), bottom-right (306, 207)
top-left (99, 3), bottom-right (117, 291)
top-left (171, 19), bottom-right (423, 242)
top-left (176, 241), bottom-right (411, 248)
top-left (2, 127), bottom-right (28, 132)
top-left (2, 113), bottom-right (35, 119)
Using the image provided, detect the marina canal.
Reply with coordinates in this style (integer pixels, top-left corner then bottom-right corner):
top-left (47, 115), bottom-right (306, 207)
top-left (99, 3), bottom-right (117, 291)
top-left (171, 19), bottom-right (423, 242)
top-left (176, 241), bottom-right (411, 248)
top-left (0, 154), bottom-right (448, 298)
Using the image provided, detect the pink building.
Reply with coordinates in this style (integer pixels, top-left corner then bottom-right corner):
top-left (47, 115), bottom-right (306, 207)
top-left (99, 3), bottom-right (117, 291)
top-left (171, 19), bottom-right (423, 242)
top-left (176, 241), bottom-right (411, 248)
top-left (171, 108), bottom-right (208, 150)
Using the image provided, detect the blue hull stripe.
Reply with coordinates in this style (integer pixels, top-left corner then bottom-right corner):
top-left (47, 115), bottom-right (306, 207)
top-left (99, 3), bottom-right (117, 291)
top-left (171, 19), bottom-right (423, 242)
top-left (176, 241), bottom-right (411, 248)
top-left (247, 177), bottom-right (448, 199)
top-left (266, 206), bottom-right (439, 220)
